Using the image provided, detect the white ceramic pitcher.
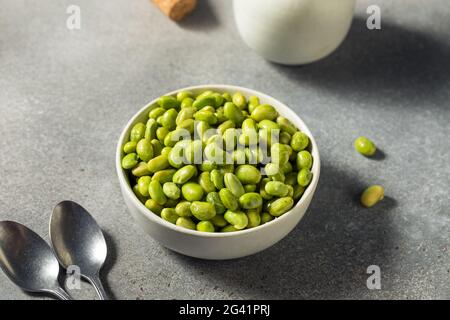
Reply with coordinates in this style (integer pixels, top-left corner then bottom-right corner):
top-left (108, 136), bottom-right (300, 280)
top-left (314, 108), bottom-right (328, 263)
top-left (233, 0), bottom-right (356, 65)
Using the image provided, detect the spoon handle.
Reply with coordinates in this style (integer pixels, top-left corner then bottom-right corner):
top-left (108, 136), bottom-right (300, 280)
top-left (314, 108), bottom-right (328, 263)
top-left (51, 287), bottom-right (73, 300)
top-left (86, 274), bottom-right (108, 300)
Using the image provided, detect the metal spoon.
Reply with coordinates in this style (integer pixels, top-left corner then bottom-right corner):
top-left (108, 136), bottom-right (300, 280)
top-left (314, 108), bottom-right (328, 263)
top-left (0, 221), bottom-right (72, 300)
top-left (50, 200), bottom-right (109, 300)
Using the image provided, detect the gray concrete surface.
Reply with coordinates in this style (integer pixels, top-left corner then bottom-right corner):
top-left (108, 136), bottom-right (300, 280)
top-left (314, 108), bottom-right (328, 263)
top-left (0, 0), bottom-right (449, 300)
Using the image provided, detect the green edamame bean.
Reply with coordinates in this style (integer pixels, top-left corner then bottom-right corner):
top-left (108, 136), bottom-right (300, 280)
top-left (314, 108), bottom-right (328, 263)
top-left (204, 143), bottom-right (226, 163)
top-left (248, 96), bottom-right (260, 114)
top-left (210, 169), bottom-right (225, 190)
top-left (261, 212), bottom-right (274, 224)
top-left (297, 150), bottom-right (312, 170)
top-left (361, 185), bottom-right (384, 207)
top-left (199, 161), bottom-right (217, 172)
top-left (173, 165), bottom-right (198, 184)
top-left (219, 164), bottom-right (234, 174)
top-left (176, 90), bottom-right (194, 102)
top-left (251, 104), bottom-right (277, 122)
top-left (194, 110), bottom-right (218, 125)
top-left (215, 107), bottom-right (226, 124)
top-left (222, 92), bottom-right (232, 102)
top-left (279, 131), bottom-right (291, 145)
top-left (221, 225), bottom-right (238, 232)
top-left (197, 221), bottom-right (215, 232)
top-left (148, 180), bottom-right (167, 205)
top-left (245, 147), bottom-right (264, 164)
top-left (206, 192), bottom-right (226, 214)
top-left (144, 119), bottom-right (158, 140)
top-left (276, 116), bottom-right (297, 135)
top-left (122, 153), bottom-right (138, 169)
top-left (224, 102), bottom-right (244, 125)
top-left (163, 182), bottom-right (181, 200)
top-left (161, 208), bottom-right (179, 224)
top-left (177, 119), bottom-right (195, 134)
top-left (219, 188), bottom-right (239, 211)
top-left (190, 201), bottom-right (216, 221)
top-left (175, 201), bottom-right (192, 217)
top-left (156, 127), bottom-right (169, 141)
top-left (133, 184), bottom-right (147, 203)
top-left (176, 107), bottom-right (196, 125)
top-left (147, 154), bottom-right (170, 173)
top-left (151, 139), bottom-right (163, 157)
top-left (180, 97), bottom-right (194, 109)
top-left (269, 197), bottom-right (294, 217)
top-left (212, 93), bottom-right (224, 108)
top-left (185, 140), bottom-right (203, 164)
top-left (284, 171), bottom-right (298, 186)
top-left (168, 145), bottom-right (185, 169)
top-left (165, 198), bottom-right (178, 208)
top-left (281, 161), bottom-right (293, 174)
top-left (136, 139), bottom-right (154, 162)
top-left (258, 128), bottom-right (276, 147)
top-left (297, 168), bottom-right (312, 187)
top-left (238, 193), bottom-right (263, 209)
top-left (158, 96), bottom-right (180, 110)
top-left (176, 217), bottom-right (196, 230)
top-left (137, 176), bottom-right (151, 196)
top-left (244, 184), bottom-right (257, 193)
top-left (132, 161), bottom-right (151, 177)
top-left (130, 122), bottom-right (146, 142)
top-left (123, 141), bottom-right (137, 154)
top-left (265, 181), bottom-right (289, 197)
top-left (222, 128), bottom-right (239, 151)
top-left (271, 143), bottom-right (290, 166)
top-left (232, 149), bottom-right (246, 164)
top-left (259, 178), bottom-right (273, 200)
top-left (224, 210), bottom-right (248, 229)
top-left (217, 120), bottom-right (235, 136)
top-left (193, 96), bottom-right (216, 110)
top-left (264, 162), bottom-right (280, 176)
top-left (240, 131), bottom-right (258, 146)
top-left (145, 199), bottom-right (163, 215)
top-left (151, 169), bottom-right (175, 184)
top-left (235, 164), bottom-right (262, 184)
top-left (246, 209), bottom-right (261, 228)
top-left (224, 173), bottom-right (245, 198)
top-left (293, 184), bottom-right (305, 200)
top-left (196, 90), bottom-right (213, 100)
top-left (291, 131), bottom-right (309, 151)
top-left (354, 136), bottom-right (376, 156)
top-left (258, 119), bottom-right (280, 131)
top-left (149, 107), bottom-right (166, 120)
top-left (232, 92), bottom-right (246, 109)
top-left (286, 185), bottom-right (294, 197)
top-left (181, 182), bottom-right (204, 201)
top-left (211, 214), bottom-right (227, 228)
top-left (161, 109), bottom-right (178, 130)
top-left (198, 172), bottom-right (216, 193)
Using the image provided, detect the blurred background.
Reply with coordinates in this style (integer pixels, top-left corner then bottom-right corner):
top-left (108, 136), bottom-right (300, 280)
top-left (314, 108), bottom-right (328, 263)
top-left (0, 0), bottom-right (449, 299)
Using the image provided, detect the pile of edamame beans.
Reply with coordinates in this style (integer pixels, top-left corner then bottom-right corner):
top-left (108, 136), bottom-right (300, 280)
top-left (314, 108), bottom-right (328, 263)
top-left (121, 90), bottom-right (313, 232)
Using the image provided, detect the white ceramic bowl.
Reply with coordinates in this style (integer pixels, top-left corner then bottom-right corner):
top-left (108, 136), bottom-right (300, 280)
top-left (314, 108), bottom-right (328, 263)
top-left (116, 85), bottom-right (320, 260)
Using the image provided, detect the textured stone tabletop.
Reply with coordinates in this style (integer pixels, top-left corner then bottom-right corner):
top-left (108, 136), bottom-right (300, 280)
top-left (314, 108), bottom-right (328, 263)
top-left (0, 0), bottom-right (449, 299)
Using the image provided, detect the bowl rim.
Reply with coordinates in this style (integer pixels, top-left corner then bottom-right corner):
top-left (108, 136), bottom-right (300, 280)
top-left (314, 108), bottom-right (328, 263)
top-left (116, 84), bottom-right (320, 238)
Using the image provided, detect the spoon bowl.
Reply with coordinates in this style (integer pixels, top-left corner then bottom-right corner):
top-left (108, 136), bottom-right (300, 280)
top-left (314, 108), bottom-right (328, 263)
top-left (0, 221), bottom-right (72, 299)
top-left (50, 201), bottom-right (108, 299)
